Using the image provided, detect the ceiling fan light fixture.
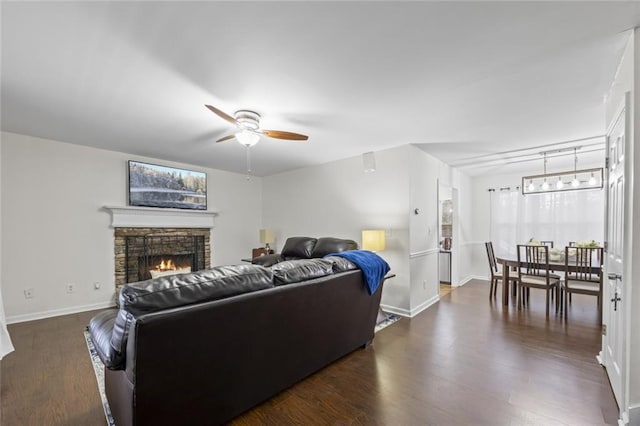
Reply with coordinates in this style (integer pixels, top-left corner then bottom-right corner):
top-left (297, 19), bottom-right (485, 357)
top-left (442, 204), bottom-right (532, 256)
top-left (236, 130), bottom-right (260, 147)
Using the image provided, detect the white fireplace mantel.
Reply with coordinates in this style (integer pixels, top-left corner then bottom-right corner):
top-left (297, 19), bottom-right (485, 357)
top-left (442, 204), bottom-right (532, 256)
top-left (103, 206), bottom-right (218, 228)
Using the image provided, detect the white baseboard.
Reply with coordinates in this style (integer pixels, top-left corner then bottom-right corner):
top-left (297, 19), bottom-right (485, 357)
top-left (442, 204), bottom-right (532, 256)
top-left (6, 301), bottom-right (115, 324)
top-left (379, 303), bottom-right (411, 317)
top-left (453, 275), bottom-right (487, 287)
top-left (380, 294), bottom-right (439, 318)
top-left (409, 294), bottom-right (439, 317)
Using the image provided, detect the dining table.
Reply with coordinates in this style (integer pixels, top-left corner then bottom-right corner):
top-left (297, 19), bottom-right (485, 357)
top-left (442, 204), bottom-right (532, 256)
top-left (495, 254), bottom-right (603, 306)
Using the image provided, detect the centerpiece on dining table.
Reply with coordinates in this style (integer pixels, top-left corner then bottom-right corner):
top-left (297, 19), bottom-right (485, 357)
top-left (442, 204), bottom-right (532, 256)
top-left (526, 238), bottom-right (600, 262)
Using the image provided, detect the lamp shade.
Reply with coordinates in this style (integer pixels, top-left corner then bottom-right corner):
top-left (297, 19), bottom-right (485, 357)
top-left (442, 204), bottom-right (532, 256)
top-left (259, 228), bottom-right (275, 245)
top-left (362, 229), bottom-right (385, 252)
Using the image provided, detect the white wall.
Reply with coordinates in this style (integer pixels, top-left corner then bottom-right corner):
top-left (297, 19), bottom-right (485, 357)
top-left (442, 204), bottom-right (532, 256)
top-left (409, 146), bottom-right (440, 313)
top-left (262, 145), bottom-right (411, 313)
top-left (452, 168), bottom-right (474, 285)
top-left (1, 132), bottom-right (262, 323)
top-left (262, 144), bottom-right (474, 317)
top-left (0, 131), bottom-right (478, 325)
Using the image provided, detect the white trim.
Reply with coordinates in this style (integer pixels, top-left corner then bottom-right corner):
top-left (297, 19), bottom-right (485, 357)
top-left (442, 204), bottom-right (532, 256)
top-left (464, 275), bottom-right (489, 283)
top-left (409, 295), bottom-right (440, 317)
top-left (410, 248), bottom-right (439, 258)
top-left (457, 275), bottom-right (480, 286)
top-left (380, 294), bottom-right (439, 318)
top-left (103, 205), bottom-right (218, 228)
top-left (6, 301), bottom-right (115, 324)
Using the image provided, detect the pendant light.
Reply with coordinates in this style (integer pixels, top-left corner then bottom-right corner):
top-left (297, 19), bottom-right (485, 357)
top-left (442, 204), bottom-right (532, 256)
top-left (571, 148), bottom-right (580, 188)
top-left (521, 147), bottom-right (604, 195)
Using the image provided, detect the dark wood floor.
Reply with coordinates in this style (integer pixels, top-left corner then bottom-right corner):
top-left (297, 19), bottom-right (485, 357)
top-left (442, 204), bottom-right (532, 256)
top-left (1, 279), bottom-right (618, 425)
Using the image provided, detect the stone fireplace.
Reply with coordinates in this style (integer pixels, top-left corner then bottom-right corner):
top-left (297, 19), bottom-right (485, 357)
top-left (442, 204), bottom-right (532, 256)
top-left (105, 206), bottom-right (217, 288)
top-left (114, 228), bottom-right (210, 286)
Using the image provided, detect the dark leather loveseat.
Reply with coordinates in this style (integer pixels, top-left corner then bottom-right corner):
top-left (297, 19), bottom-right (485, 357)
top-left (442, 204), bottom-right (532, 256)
top-left (251, 236), bottom-right (358, 267)
top-left (88, 237), bottom-right (387, 426)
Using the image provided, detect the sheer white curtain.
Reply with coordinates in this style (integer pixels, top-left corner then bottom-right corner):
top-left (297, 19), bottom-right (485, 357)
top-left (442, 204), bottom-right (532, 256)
top-left (489, 189), bottom-right (522, 258)
top-left (490, 188), bottom-right (604, 258)
top-left (1, 286), bottom-right (14, 359)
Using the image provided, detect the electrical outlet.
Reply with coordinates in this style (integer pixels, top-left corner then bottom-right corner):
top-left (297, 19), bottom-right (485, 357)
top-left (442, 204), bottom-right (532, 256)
top-left (24, 288), bottom-right (34, 299)
top-left (93, 281), bottom-right (101, 290)
top-left (66, 283), bottom-right (75, 294)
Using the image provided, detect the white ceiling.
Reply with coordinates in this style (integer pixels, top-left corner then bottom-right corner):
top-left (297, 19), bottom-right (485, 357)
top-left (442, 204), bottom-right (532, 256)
top-left (2, 2), bottom-right (639, 176)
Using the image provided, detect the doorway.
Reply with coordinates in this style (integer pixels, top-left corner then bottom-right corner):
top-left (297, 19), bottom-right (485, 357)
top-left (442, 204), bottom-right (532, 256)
top-left (439, 184), bottom-right (453, 296)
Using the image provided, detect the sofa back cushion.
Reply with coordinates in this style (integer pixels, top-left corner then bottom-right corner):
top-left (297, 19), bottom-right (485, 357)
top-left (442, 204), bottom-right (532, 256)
top-left (109, 265), bottom-right (274, 361)
top-left (281, 237), bottom-right (318, 259)
top-left (312, 237), bottom-right (358, 258)
top-left (120, 264), bottom-right (274, 315)
top-left (271, 259), bottom-right (334, 285)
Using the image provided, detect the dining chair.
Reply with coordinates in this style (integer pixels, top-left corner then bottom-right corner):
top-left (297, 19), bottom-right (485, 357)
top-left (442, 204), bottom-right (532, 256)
top-left (540, 240), bottom-right (554, 248)
top-left (516, 244), bottom-right (561, 316)
top-left (562, 246), bottom-right (603, 322)
top-left (485, 242), bottom-right (502, 298)
top-left (485, 242), bottom-right (518, 300)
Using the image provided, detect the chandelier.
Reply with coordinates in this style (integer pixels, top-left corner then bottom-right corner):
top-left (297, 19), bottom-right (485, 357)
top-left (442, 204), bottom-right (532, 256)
top-left (521, 148), bottom-right (603, 195)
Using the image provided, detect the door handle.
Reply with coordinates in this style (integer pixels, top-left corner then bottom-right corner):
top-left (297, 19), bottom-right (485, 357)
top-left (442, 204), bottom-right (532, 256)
top-left (611, 292), bottom-right (622, 311)
top-left (608, 273), bottom-right (622, 281)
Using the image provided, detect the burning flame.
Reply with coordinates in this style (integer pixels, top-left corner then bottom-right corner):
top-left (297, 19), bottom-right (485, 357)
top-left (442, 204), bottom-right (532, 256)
top-left (153, 259), bottom-right (188, 272)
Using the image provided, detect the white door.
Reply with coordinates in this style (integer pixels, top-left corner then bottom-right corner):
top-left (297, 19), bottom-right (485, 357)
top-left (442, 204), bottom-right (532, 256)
top-left (602, 94), bottom-right (627, 410)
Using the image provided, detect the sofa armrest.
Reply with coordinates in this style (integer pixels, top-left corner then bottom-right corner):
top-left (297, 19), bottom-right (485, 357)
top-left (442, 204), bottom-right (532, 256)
top-left (251, 253), bottom-right (284, 267)
top-left (88, 309), bottom-right (125, 370)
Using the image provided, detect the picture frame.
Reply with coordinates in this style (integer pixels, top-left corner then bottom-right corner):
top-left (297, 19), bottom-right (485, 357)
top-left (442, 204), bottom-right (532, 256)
top-left (128, 160), bottom-right (207, 210)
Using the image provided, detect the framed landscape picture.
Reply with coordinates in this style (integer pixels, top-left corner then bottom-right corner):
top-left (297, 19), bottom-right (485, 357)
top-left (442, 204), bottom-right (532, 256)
top-left (128, 161), bottom-right (207, 210)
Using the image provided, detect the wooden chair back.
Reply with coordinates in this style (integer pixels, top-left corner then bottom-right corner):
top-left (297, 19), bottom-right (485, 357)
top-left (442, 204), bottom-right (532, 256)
top-left (564, 246), bottom-right (603, 282)
top-left (485, 242), bottom-right (498, 275)
top-left (517, 244), bottom-right (550, 279)
top-left (540, 240), bottom-right (554, 248)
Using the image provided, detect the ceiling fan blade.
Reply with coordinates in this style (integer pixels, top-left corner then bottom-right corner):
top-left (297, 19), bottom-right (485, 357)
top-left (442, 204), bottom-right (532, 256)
top-left (205, 104), bottom-right (239, 126)
top-left (216, 134), bottom-right (237, 143)
top-left (261, 130), bottom-right (309, 141)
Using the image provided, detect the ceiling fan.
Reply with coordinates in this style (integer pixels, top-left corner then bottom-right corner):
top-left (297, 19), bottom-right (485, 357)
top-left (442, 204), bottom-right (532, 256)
top-left (204, 104), bottom-right (308, 147)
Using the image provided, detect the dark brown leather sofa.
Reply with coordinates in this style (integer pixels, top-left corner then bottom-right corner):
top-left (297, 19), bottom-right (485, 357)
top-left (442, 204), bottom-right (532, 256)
top-left (88, 238), bottom-right (386, 426)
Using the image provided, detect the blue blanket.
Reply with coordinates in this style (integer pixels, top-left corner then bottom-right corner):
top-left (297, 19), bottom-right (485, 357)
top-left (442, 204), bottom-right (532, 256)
top-left (326, 250), bottom-right (390, 295)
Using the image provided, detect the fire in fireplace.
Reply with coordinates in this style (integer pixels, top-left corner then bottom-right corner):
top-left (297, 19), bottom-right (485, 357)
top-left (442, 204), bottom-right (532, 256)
top-left (124, 234), bottom-right (205, 282)
top-left (146, 255), bottom-right (193, 279)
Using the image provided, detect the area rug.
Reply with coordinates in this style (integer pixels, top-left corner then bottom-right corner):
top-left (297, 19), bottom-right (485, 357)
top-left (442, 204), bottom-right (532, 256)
top-left (84, 331), bottom-right (116, 426)
top-left (374, 313), bottom-right (401, 333)
top-left (85, 315), bottom-right (401, 425)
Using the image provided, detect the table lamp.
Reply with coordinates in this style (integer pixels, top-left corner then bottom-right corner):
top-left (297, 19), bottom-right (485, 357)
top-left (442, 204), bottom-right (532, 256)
top-left (259, 228), bottom-right (275, 251)
top-left (362, 229), bottom-right (386, 252)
